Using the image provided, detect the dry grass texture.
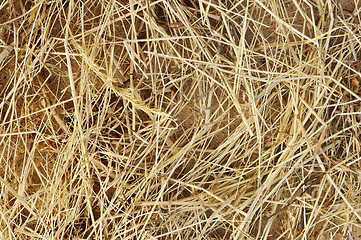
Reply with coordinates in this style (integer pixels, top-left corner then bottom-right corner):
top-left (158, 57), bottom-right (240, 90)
top-left (1, 0), bottom-right (361, 239)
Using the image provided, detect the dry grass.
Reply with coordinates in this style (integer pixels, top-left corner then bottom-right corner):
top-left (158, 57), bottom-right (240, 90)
top-left (1, 0), bottom-right (361, 239)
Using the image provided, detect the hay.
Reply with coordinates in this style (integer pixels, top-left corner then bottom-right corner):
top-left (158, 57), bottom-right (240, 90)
top-left (1, 0), bottom-right (361, 239)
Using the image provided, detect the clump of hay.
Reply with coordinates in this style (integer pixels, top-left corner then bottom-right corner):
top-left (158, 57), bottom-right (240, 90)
top-left (0, 0), bottom-right (361, 239)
